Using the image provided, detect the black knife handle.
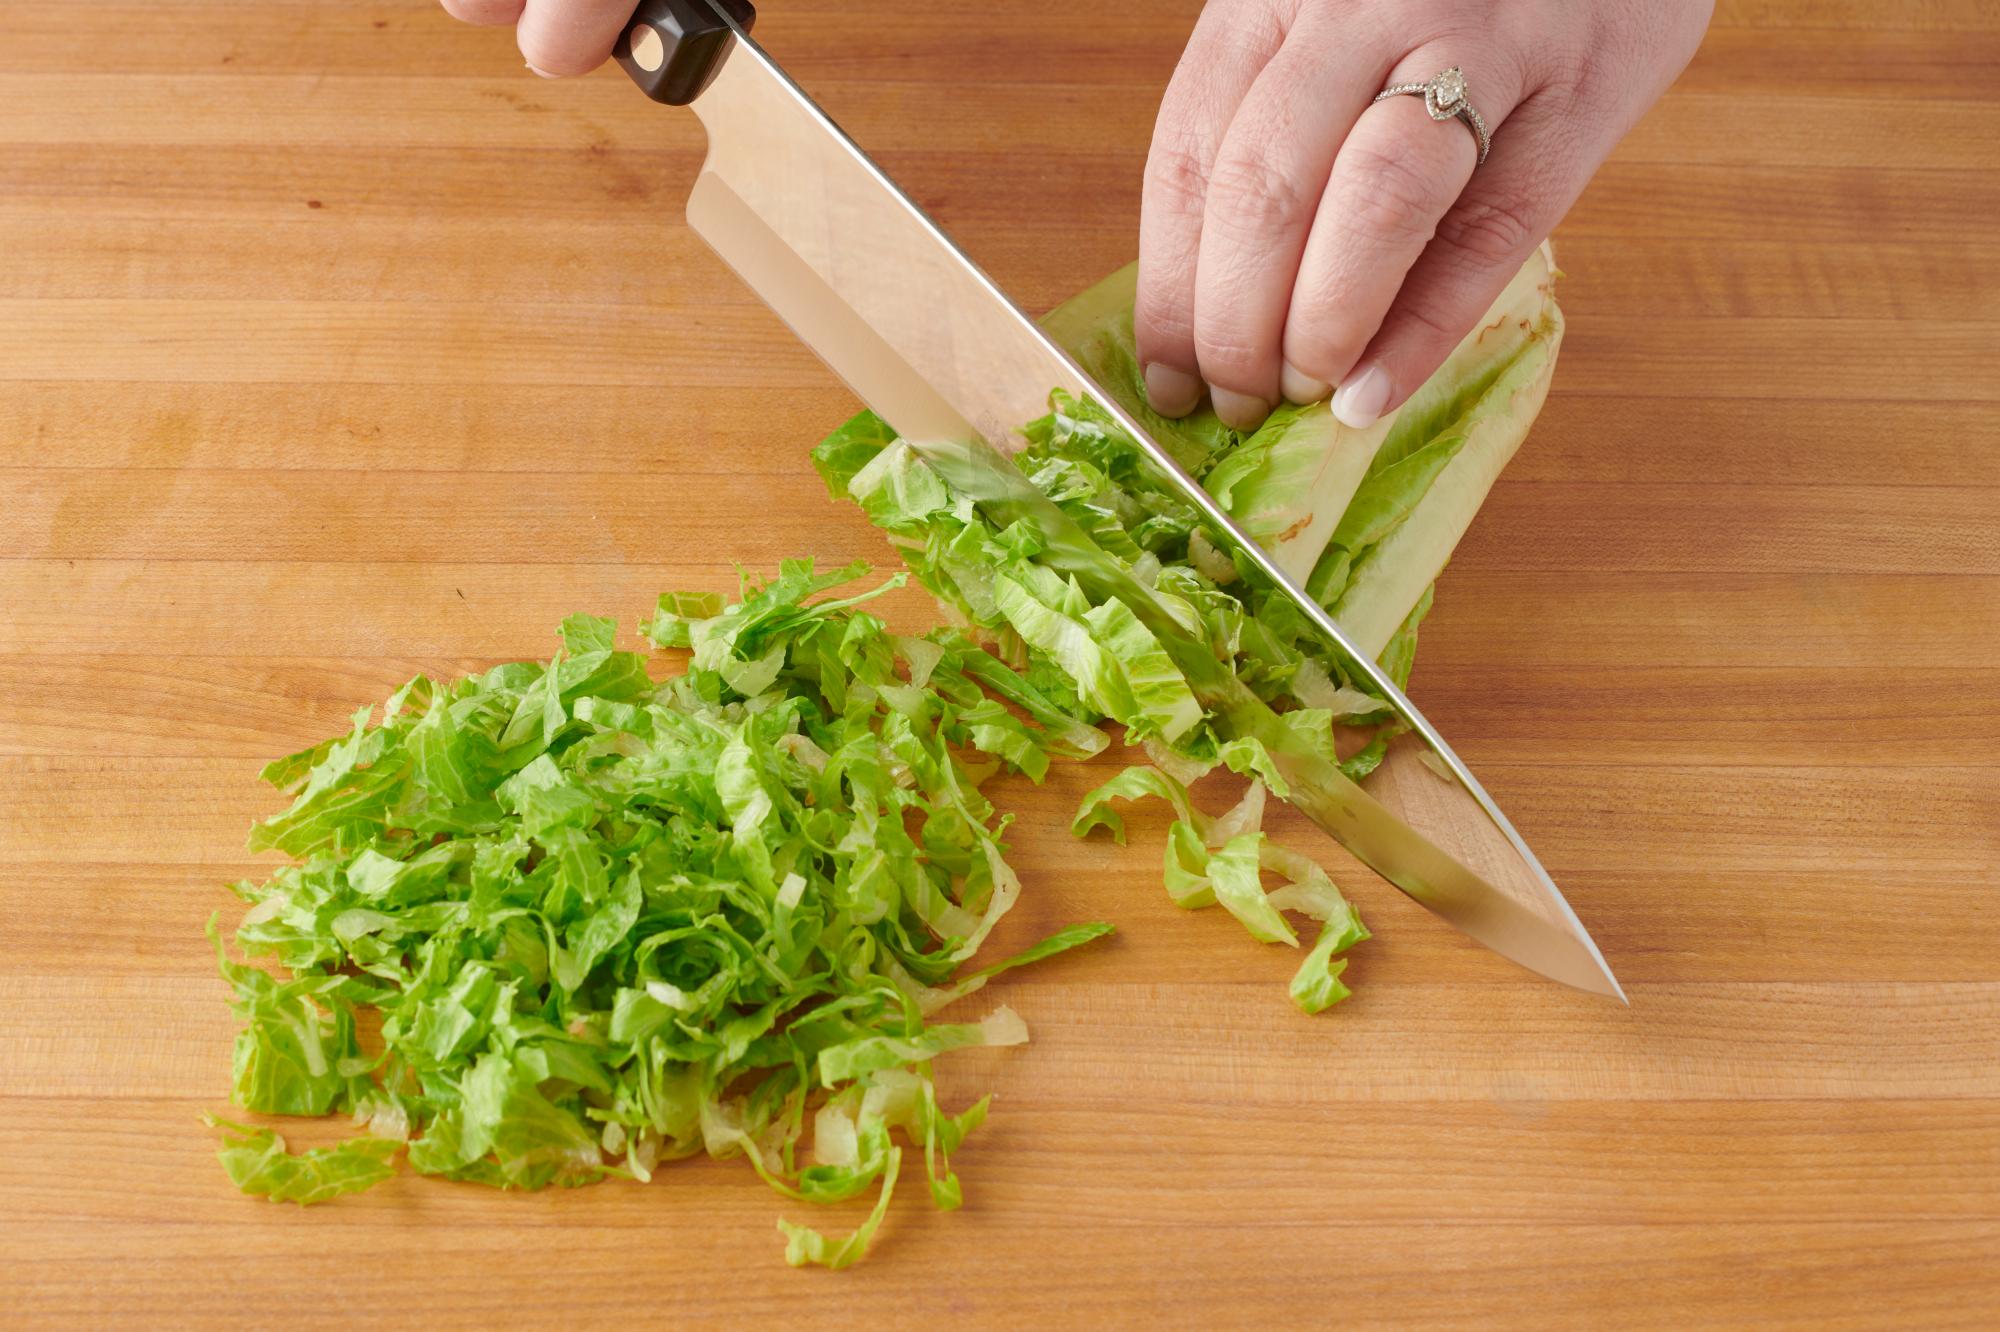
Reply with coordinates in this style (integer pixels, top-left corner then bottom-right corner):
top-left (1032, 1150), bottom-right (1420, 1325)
top-left (614, 0), bottom-right (756, 106)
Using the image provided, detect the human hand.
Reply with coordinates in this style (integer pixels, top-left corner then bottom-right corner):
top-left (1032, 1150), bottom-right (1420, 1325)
top-left (1137, 0), bottom-right (1712, 430)
top-left (438, 0), bottom-right (633, 78)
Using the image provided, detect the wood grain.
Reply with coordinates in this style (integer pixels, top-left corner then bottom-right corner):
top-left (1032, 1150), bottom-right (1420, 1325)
top-left (2, 0), bottom-right (1997, 1325)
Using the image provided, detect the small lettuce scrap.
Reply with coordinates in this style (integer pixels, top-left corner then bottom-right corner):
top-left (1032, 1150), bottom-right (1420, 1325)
top-left (1074, 762), bottom-right (1370, 1013)
top-left (211, 561), bottom-right (1113, 1267)
top-left (207, 1115), bottom-right (399, 1204)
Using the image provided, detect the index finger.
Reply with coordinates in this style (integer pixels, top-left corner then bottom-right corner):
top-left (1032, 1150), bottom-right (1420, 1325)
top-left (516, 0), bottom-right (635, 76)
top-left (1135, 0), bottom-right (1287, 418)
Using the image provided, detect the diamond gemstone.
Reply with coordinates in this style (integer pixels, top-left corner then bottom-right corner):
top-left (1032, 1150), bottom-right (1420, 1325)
top-left (1426, 67), bottom-right (1467, 119)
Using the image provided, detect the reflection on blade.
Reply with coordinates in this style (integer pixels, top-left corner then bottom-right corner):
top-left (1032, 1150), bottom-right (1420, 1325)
top-left (677, 24), bottom-right (1622, 1000)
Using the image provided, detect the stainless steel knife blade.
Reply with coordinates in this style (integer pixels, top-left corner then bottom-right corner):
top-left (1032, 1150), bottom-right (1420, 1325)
top-left (630, 8), bottom-right (1622, 999)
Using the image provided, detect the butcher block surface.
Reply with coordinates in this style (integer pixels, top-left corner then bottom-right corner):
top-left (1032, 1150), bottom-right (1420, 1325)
top-left (3, 1), bottom-right (1998, 1324)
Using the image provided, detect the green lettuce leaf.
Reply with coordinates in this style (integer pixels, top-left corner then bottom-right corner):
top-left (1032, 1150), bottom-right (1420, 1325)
top-left (207, 1116), bottom-right (399, 1205)
top-left (1203, 403), bottom-right (1389, 582)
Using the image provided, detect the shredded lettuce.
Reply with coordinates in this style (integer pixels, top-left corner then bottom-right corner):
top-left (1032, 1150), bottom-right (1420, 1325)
top-left (207, 1115), bottom-right (400, 1204)
top-left (812, 247), bottom-right (1559, 1018)
top-left (1076, 763), bottom-right (1370, 1012)
top-left (212, 561), bottom-right (1113, 1266)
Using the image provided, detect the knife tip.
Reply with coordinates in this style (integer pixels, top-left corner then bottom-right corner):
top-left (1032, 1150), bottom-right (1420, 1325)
top-left (1589, 958), bottom-right (1629, 1005)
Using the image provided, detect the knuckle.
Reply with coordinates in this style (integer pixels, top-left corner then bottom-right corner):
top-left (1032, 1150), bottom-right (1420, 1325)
top-left (1282, 304), bottom-right (1372, 379)
top-left (1195, 0), bottom-right (1288, 66)
top-left (1282, 268), bottom-right (1377, 370)
top-left (1389, 296), bottom-right (1463, 353)
top-left (1332, 142), bottom-right (1459, 244)
top-left (1133, 256), bottom-right (1198, 361)
top-left (1135, 294), bottom-right (1197, 358)
top-left (1145, 135), bottom-right (1213, 219)
top-left (1435, 193), bottom-right (1540, 265)
top-left (1192, 320), bottom-right (1269, 382)
top-left (1203, 150), bottom-right (1318, 239)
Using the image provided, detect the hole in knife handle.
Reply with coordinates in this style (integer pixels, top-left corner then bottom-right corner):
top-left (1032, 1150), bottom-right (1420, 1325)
top-left (614, 0), bottom-right (757, 106)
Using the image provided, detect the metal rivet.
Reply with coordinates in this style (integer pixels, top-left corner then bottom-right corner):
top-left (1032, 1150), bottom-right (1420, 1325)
top-left (629, 24), bottom-right (665, 73)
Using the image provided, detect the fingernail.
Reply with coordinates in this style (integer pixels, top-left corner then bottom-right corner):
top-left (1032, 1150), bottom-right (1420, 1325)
top-left (1143, 362), bottom-right (1204, 418)
top-left (1210, 386), bottom-right (1272, 432)
top-left (1331, 364), bottom-right (1392, 429)
top-left (526, 61), bottom-right (558, 78)
top-left (1280, 360), bottom-right (1332, 405)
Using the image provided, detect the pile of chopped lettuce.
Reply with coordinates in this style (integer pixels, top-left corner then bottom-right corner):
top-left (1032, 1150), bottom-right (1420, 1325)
top-left (211, 561), bottom-right (1112, 1266)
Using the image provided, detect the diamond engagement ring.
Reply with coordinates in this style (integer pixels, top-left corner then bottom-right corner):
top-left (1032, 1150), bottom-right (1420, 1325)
top-left (1373, 66), bottom-right (1491, 166)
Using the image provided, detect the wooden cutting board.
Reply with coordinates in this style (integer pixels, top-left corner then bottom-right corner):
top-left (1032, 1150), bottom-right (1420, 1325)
top-left (3, 1), bottom-right (1997, 1323)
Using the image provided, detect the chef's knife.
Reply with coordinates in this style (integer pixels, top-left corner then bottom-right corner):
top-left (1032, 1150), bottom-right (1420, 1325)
top-left (610, 0), bottom-right (1623, 1000)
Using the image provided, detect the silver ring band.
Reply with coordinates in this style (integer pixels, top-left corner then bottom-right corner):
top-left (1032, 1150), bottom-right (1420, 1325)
top-left (1373, 66), bottom-right (1491, 166)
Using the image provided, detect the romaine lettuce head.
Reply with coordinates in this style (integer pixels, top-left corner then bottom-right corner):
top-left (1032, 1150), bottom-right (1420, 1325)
top-left (814, 243), bottom-right (1562, 716)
